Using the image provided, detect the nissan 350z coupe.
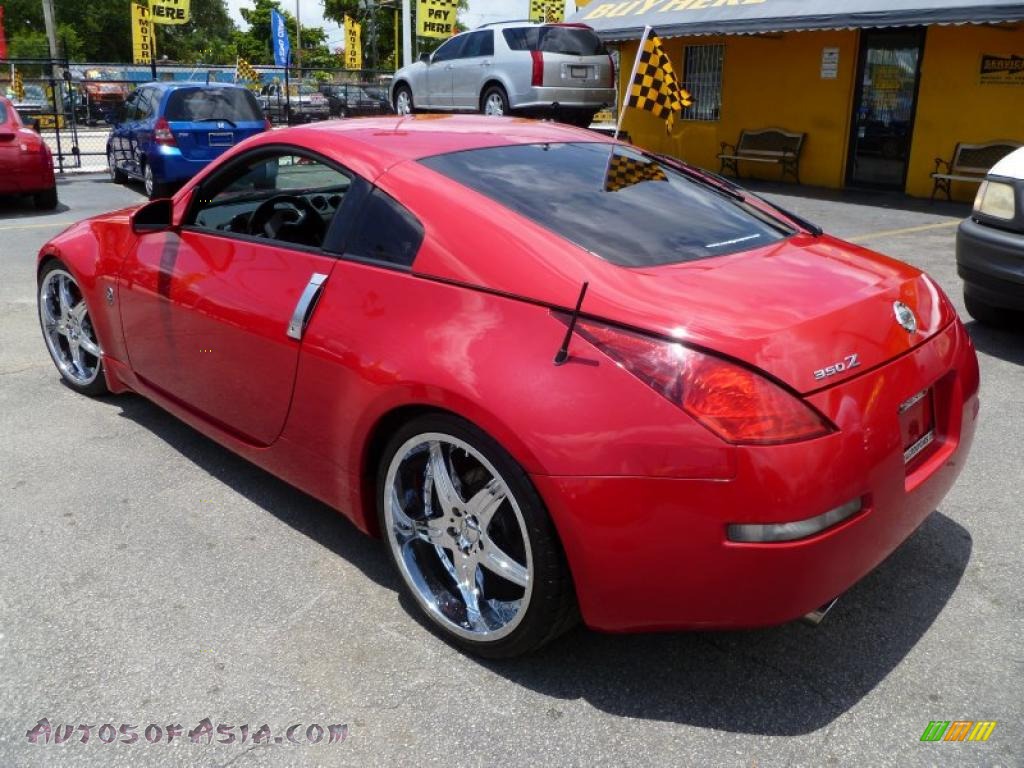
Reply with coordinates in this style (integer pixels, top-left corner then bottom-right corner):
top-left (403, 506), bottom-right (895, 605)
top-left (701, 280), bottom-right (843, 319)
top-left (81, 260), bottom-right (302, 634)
top-left (37, 116), bottom-right (979, 657)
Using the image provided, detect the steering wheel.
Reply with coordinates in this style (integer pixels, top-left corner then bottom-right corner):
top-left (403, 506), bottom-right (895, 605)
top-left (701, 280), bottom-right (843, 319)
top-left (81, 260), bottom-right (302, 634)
top-left (249, 194), bottom-right (326, 245)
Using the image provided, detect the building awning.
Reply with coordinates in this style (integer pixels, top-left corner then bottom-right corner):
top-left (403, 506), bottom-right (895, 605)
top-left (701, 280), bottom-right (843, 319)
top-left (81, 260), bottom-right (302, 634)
top-left (569, 0), bottom-right (1024, 41)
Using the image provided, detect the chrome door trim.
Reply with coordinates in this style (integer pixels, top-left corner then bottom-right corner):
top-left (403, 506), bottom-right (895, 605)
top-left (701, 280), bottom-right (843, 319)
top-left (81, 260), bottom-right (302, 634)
top-left (286, 272), bottom-right (329, 340)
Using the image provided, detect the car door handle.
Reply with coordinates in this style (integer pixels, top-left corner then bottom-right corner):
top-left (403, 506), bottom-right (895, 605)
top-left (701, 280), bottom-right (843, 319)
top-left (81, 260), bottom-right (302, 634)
top-left (287, 272), bottom-right (329, 340)
top-left (481, 60), bottom-right (492, 67)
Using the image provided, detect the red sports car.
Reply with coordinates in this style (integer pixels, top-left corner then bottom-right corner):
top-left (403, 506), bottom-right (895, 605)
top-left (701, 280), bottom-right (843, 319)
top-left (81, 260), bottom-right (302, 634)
top-left (36, 116), bottom-right (979, 657)
top-left (0, 95), bottom-right (57, 209)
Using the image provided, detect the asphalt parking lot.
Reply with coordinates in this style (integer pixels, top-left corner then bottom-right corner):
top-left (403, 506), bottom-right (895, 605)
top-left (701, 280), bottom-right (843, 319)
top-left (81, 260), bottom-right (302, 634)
top-left (0, 173), bottom-right (1021, 768)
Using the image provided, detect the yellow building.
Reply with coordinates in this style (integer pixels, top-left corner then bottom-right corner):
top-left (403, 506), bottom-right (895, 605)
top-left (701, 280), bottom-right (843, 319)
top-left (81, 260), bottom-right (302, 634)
top-left (571, 1), bottom-right (1024, 201)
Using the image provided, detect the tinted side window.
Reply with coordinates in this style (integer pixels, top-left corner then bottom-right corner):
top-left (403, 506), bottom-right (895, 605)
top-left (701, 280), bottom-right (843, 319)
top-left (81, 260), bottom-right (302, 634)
top-left (347, 189), bottom-right (424, 268)
top-left (461, 31), bottom-right (494, 58)
top-left (432, 35), bottom-right (466, 63)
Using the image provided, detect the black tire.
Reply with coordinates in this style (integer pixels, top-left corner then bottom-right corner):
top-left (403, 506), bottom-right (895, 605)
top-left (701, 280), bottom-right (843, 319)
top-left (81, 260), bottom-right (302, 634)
top-left (393, 84), bottom-right (414, 116)
top-left (33, 187), bottom-right (58, 210)
top-left (107, 148), bottom-right (128, 184)
top-left (143, 163), bottom-right (169, 200)
top-left (480, 85), bottom-right (510, 117)
top-left (377, 412), bottom-right (577, 658)
top-left (964, 291), bottom-right (1011, 327)
top-left (37, 260), bottom-right (110, 397)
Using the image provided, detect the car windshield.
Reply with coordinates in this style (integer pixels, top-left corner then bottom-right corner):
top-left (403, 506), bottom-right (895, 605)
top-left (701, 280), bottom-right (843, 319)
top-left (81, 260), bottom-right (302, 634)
top-left (165, 87), bottom-right (263, 122)
top-left (420, 142), bottom-right (790, 267)
top-left (502, 26), bottom-right (606, 56)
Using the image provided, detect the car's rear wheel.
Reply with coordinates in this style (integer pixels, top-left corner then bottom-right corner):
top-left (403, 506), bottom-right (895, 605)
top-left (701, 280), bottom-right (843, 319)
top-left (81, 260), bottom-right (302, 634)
top-left (378, 413), bottom-right (576, 658)
top-left (33, 186), bottom-right (58, 210)
top-left (394, 85), bottom-right (413, 116)
top-left (481, 86), bottom-right (509, 117)
top-left (38, 262), bottom-right (108, 397)
top-left (143, 163), bottom-right (169, 199)
top-left (107, 148), bottom-right (127, 184)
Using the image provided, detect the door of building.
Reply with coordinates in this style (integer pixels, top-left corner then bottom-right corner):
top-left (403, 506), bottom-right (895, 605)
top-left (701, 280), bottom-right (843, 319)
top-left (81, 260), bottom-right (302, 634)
top-left (846, 28), bottom-right (926, 190)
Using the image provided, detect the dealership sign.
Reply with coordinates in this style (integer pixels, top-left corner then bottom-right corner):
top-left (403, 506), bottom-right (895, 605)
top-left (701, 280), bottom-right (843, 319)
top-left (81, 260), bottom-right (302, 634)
top-left (131, 2), bottom-right (156, 65)
top-left (417, 0), bottom-right (458, 39)
top-left (149, 0), bottom-right (190, 25)
top-left (980, 53), bottom-right (1024, 85)
top-left (344, 15), bottom-right (363, 70)
top-left (271, 9), bottom-right (291, 67)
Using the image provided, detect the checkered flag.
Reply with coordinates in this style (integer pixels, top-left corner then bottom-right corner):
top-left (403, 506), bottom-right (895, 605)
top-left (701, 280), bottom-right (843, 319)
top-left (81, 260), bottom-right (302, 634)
top-left (604, 153), bottom-right (668, 193)
top-left (235, 58), bottom-right (259, 84)
top-left (626, 30), bottom-right (691, 133)
top-left (12, 69), bottom-right (24, 101)
top-left (529, 0), bottom-right (564, 23)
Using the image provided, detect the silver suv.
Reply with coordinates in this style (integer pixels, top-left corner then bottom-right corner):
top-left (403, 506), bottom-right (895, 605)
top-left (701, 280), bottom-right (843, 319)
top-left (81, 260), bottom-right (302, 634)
top-left (391, 22), bottom-right (615, 127)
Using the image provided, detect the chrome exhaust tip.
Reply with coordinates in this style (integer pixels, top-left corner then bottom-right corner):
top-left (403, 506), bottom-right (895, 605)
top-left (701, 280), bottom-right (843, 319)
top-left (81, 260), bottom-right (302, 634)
top-left (802, 597), bottom-right (839, 627)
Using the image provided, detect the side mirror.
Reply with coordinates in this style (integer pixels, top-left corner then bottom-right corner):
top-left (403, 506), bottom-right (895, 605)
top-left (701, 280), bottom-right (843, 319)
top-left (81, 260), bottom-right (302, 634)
top-left (131, 198), bottom-right (175, 233)
top-left (419, 52), bottom-right (431, 64)
top-left (106, 105), bottom-right (125, 125)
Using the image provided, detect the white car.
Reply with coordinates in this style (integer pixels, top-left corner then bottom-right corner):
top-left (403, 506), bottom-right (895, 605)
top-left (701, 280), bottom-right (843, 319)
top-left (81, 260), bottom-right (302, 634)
top-left (391, 22), bottom-right (615, 127)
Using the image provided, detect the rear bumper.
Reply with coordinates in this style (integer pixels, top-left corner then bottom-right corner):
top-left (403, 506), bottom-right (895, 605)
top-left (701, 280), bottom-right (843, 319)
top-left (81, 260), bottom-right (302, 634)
top-left (956, 217), bottom-right (1024, 310)
top-left (0, 160), bottom-right (55, 195)
top-left (147, 147), bottom-right (216, 184)
top-left (513, 86), bottom-right (615, 110)
top-left (535, 320), bottom-right (979, 632)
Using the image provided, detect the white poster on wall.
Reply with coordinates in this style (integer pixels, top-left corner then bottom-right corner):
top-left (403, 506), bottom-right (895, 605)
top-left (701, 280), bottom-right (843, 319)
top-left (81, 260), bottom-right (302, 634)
top-left (821, 47), bottom-right (840, 79)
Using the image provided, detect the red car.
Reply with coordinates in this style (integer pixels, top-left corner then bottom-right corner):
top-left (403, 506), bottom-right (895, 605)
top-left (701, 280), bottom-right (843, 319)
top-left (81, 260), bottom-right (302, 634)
top-left (0, 96), bottom-right (57, 209)
top-left (36, 116), bottom-right (979, 657)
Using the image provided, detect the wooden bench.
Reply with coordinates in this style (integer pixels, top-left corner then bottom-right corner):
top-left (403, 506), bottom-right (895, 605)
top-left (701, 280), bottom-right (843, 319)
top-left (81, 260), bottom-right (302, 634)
top-left (718, 128), bottom-right (805, 184)
top-left (931, 141), bottom-right (1021, 201)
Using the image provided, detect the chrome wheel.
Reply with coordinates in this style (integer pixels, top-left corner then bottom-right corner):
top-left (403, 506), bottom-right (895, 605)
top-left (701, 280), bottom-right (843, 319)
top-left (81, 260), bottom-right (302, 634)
top-left (483, 92), bottom-right (506, 116)
top-left (143, 164), bottom-right (154, 197)
top-left (384, 433), bottom-right (533, 642)
top-left (39, 268), bottom-right (102, 387)
top-left (395, 88), bottom-right (412, 116)
top-left (107, 150), bottom-right (118, 181)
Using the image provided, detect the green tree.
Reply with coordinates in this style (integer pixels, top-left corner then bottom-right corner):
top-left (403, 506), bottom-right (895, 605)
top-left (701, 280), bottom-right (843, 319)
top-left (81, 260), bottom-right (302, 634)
top-left (324, 0), bottom-right (468, 71)
top-left (236, 0), bottom-right (334, 67)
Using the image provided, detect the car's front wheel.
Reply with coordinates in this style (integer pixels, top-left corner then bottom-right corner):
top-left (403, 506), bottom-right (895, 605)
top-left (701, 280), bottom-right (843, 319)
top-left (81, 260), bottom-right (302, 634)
top-left (481, 85), bottom-right (510, 117)
top-left (38, 261), bottom-right (108, 397)
top-left (393, 85), bottom-right (414, 116)
top-left (378, 413), bottom-right (577, 658)
top-left (107, 148), bottom-right (127, 184)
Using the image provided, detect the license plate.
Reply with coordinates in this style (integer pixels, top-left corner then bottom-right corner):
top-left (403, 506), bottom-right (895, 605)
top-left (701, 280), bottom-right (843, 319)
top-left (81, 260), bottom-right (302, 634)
top-left (208, 132), bottom-right (234, 146)
top-left (899, 388), bottom-right (935, 465)
top-left (570, 65), bottom-right (589, 79)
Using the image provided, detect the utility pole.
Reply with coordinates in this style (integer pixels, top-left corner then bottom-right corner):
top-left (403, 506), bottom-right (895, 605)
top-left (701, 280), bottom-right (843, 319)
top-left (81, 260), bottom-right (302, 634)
top-left (41, 0), bottom-right (59, 60)
top-left (402, 0), bottom-right (411, 67)
top-left (295, 0), bottom-right (302, 71)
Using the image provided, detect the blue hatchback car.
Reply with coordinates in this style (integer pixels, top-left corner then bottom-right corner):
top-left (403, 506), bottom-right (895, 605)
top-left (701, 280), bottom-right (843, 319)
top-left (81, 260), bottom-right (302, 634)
top-left (107, 82), bottom-right (269, 198)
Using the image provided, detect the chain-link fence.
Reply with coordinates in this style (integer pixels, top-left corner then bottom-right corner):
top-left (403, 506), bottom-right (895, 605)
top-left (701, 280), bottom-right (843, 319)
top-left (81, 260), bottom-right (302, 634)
top-left (1, 59), bottom-right (394, 172)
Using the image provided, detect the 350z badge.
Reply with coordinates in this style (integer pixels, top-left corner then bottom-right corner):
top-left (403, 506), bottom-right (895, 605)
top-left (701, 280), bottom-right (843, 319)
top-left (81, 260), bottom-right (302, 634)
top-left (813, 353), bottom-right (861, 381)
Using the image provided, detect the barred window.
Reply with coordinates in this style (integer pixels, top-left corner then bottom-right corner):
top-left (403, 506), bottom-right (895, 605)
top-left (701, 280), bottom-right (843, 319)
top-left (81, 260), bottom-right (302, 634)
top-left (682, 44), bottom-right (724, 122)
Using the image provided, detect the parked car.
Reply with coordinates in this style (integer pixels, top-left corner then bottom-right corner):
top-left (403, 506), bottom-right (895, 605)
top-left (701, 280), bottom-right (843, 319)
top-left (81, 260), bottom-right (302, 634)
top-left (318, 82), bottom-right (394, 118)
top-left (37, 115), bottom-right (979, 658)
top-left (259, 82), bottom-right (329, 123)
top-left (0, 96), bottom-right (57, 209)
top-left (391, 21), bottom-right (615, 126)
top-left (956, 146), bottom-right (1024, 326)
top-left (6, 83), bottom-right (49, 124)
top-left (107, 82), bottom-right (270, 199)
top-left (72, 68), bottom-right (131, 126)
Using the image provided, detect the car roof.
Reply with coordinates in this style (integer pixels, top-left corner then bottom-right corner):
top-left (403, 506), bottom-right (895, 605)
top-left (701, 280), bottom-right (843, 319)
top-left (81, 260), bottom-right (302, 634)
top-left (140, 81), bottom-right (252, 91)
top-left (269, 114), bottom-right (608, 176)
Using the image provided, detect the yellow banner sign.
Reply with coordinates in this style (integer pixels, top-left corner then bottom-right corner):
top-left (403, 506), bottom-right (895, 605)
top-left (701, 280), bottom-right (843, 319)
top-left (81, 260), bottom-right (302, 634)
top-left (417, 0), bottom-right (458, 39)
top-left (150, 0), bottom-right (190, 25)
top-left (131, 2), bottom-right (156, 65)
top-left (530, 1), bottom-right (565, 23)
top-left (344, 16), bottom-right (363, 70)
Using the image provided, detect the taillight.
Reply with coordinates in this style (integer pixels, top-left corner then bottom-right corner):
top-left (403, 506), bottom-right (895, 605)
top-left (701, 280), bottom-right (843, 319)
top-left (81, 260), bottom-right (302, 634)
top-left (531, 50), bottom-right (544, 87)
top-left (153, 117), bottom-right (176, 146)
top-left (573, 319), bottom-right (834, 445)
top-left (606, 53), bottom-right (616, 88)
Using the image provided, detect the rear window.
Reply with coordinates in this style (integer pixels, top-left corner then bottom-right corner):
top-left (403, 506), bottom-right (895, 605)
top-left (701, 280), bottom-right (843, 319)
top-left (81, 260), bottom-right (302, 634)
top-left (420, 143), bottom-right (789, 267)
top-left (502, 26), bottom-right (606, 56)
top-left (165, 87), bottom-right (263, 122)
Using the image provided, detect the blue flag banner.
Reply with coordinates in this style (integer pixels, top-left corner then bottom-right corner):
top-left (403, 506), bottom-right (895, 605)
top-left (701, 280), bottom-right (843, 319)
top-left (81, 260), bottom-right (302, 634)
top-left (271, 9), bottom-right (291, 67)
